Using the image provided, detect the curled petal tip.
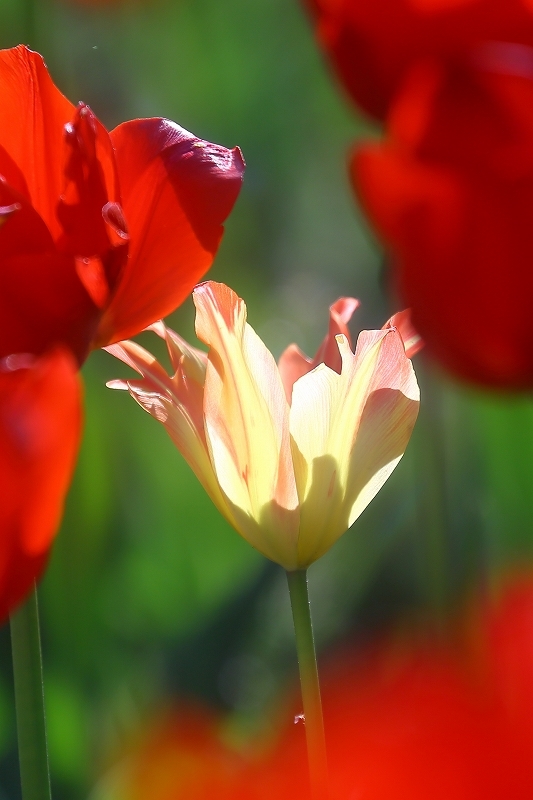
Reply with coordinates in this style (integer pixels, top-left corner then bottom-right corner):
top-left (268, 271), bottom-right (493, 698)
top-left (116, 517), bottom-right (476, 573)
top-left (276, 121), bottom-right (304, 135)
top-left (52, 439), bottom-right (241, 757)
top-left (106, 379), bottom-right (129, 390)
top-left (385, 309), bottom-right (424, 359)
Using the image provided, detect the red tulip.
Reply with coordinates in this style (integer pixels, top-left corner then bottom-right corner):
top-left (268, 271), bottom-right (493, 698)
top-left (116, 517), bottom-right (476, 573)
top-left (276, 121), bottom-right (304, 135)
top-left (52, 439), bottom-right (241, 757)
top-left (0, 348), bottom-right (82, 620)
top-left (101, 703), bottom-right (250, 800)
top-left (353, 51), bottom-right (533, 388)
top-left (304, 0), bottom-right (533, 120)
top-left (101, 574), bottom-right (533, 799)
top-left (0, 45), bottom-right (245, 365)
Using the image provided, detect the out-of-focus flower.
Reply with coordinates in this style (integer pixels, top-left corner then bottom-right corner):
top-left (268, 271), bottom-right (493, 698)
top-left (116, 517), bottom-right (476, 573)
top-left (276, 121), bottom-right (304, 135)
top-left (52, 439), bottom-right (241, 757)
top-left (0, 45), bottom-right (244, 366)
top-left (0, 349), bottom-right (82, 620)
top-left (354, 51), bottom-right (533, 388)
top-left (107, 281), bottom-right (419, 570)
top-left (304, 0), bottom-right (533, 120)
top-left (98, 573), bottom-right (533, 800)
top-left (99, 703), bottom-right (248, 800)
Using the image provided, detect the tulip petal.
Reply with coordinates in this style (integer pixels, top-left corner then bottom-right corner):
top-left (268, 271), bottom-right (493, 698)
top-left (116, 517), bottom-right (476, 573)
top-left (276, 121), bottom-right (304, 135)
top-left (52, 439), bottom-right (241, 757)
top-left (290, 329), bottom-right (419, 566)
top-left (278, 343), bottom-right (313, 404)
top-left (0, 46), bottom-right (75, 238)
top-left (105, 333), bottom-right (234, 529)
top-left (313, 297), bottom-right (360, 372)
top-left (278, 297), bottom-right (360, 402)
top-left (0, 348), bottom-right (82, 619)
top-left (384, 309), bottom-right (424, 359)
top-left (147, 320), bottom-right (208, 385)
top-left (57, 104), bottom-right (127, 291)
top-left (96, 120), bottom-right (245, 346)
top-left (0, 181), bottom-right (101, 364)
top-left (194, 282), bottom-right (299, 567)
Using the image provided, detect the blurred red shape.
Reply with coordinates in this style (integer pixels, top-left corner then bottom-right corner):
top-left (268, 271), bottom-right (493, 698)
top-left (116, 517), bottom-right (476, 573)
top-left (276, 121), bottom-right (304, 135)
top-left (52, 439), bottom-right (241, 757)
top-left (234, 577), bottom-right (533, 798)
top-left (110, 703), bottom-right (249, 800)
top-left (110, 574), bottom-right (533, 799)
top-left (304, 0), bottom-right (533, 120)
top-left (0, 46), bottom-right (245, 365)
top-left (353, 52), bottom-right (533, 388)
top-left (0, 348), bottom-right (82, 620)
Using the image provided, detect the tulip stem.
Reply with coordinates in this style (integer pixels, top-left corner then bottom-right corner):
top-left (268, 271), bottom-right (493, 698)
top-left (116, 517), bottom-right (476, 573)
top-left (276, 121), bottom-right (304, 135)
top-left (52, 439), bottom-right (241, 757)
top-left (286, 569), bottom-right (329, 800)
top-left (10, 585), bottom-right (52, 800)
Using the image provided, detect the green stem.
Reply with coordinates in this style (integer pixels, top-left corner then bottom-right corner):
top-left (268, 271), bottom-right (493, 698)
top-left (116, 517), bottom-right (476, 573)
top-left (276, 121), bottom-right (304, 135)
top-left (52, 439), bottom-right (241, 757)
top-left (286, 569), bottom-right (329, 800)
top-left (10, 585), bottom-right (52, 800)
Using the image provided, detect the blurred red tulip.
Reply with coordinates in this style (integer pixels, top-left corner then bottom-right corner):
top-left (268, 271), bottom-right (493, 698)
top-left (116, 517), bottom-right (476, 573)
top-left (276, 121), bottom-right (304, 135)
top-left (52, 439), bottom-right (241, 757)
top-left (233, 575), bottom-right (533, 799)
top-left (353, 51), bottom-right (533, 388)
top-left (0, 45), bottom-right (245, 365)
top-left (105, 574), bottom-right (533, 799)
top-left (104, 703), bottom-right (249, 800)
top-left (304, 0), bottom-right (533, 120)
top-left (0, 348), bottom-right (82, 620)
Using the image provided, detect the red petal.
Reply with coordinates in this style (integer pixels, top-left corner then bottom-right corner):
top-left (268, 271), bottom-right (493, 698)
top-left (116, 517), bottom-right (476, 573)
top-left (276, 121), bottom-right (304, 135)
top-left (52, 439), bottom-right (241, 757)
top-left (95, 119), bottom-right (245, 346)
top-left (353, 58), bottom-right (533, 388)
top-left (0, 348), bottom-right (82, 620)
top-left (0, 181), bottom-right (101, 364)
top-left (57, 104), bottom-right (124, 257)
top-left (0, 46), bottom-right (75, 238)
top-left (304, 0), bottom-right (533, 120)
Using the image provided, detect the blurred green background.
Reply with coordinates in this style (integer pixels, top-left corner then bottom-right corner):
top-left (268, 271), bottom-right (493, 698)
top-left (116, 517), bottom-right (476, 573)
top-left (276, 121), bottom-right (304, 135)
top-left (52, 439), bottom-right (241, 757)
top-left (1, 0), bottom-right (533, 797)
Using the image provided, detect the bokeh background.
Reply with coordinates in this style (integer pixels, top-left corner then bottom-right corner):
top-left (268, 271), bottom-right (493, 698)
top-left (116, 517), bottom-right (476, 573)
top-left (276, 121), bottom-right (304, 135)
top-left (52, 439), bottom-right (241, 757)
top-left (1, 0), bottom-right (533, 797)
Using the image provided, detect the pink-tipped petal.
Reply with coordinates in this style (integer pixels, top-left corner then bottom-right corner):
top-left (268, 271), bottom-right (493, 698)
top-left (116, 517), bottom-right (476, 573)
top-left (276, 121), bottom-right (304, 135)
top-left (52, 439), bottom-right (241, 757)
top-left (278, 344), bottom-right (313, 404)
top-left (290, 328), bottom-right (419, 567)
top-left (105, 330), bottom-right (229, 523)
top-left (194, 282), bottom-right (299, 568)
top-left (384, 309), bottom-right (424, 358)
top-left (313, 296), bottom-right (360, 372)
top-left (278, 297), bottom-right (360, 402)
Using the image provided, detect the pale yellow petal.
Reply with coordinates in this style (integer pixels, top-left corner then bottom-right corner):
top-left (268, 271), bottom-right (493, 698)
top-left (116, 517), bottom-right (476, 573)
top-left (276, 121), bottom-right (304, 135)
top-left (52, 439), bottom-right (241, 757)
top-left (106, 335), bottom-right (237, 530)
top-left (290, 329), bottom-right (419, 566)
top-left (193, 282), bottom-right (299, 564)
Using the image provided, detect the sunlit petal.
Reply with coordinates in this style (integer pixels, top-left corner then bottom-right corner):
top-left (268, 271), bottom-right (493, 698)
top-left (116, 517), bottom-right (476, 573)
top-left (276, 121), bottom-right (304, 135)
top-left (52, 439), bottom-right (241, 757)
top-left (105, 335), bottom-right (235, 529)
top-left (194, 282), bottom-right (299, 565)
top-left (384, 309), bottom-right (423, 358)
top-left (96, 121), bottom-right (245, 346)
top-left (0, 46), bottom-right (75, 237)
top-left (290, 329), bottom-right (419, 566)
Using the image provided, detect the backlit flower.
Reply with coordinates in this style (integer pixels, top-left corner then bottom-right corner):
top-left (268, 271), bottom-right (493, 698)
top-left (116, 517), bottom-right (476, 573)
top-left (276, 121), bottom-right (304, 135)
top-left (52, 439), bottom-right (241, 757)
top-left (0, 348), bottom-right (82, 619)
top-left (0, 46), bottom-right (244, 365)
top-left (354, 51), bottom-right (533, 388)
top-left (304, 0), bottom-right (533, 119)
top-left (107, 282), bottom-right (419, 570)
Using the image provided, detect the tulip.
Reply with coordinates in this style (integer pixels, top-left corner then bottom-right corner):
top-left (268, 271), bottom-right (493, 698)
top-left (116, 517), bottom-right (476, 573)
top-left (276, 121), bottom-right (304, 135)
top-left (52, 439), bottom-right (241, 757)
top-left (0, 45), bottom-right (244, 366)
top-left (0, 348), bottom-right (82, 620)
top-left (107, 281), bottom-right (419, 571)
top-left (108, 283), bottom-right (418, 799)
top-left (354, 51), bottom-right (533, 388)
top-left (303, 0), bottom-right (533, 120)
